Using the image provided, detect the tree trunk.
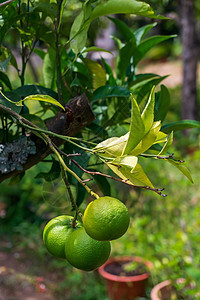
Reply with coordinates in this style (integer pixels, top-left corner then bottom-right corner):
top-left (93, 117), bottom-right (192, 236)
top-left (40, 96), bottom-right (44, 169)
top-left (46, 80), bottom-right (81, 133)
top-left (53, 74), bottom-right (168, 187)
top-left (179, 0), bottom-right (199, 120)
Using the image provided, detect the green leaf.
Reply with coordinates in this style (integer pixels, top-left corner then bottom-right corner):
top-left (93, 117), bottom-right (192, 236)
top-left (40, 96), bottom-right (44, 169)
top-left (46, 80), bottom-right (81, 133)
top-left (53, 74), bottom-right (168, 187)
top-left (161, 120), bottom-right (200, 133)
top-left (95, 135), bottom-right (128, 158)
top-left (70, 3), bottom-right (92, 53)
top-left (32, 2), bottom-right (57, 20)
top-left (0, 13), bottom-right (25, 44)
top-left (130, 121), bottom-right (161, 156)
top-left (36, 25), bottom-right (56, 48)
top-left (22, 114), bottom-right (47, 130)
top-left (123, 95), bottom-right (145, 155)
top-left (112, 155), bottom-right (138, 171)
top-left (134, 22), bottom-right (157, 44)
top-left (93, 85), bottom-right (130, 102)
top-left (128, 74), bottom-right (167, 91)
top-left (23, 94), bottom-right (65, 110)
top-left (93, 174), bottom-right (111, 196)
top-left (108, 17), bottom-right (134, 43)
top-left (107, 162), bottom-right (154, 187)
top-left (43, 47), bottom-right (56, 89)
top-left (35, 159), bottom-right (61, 182)
top-left (70, 0), bottom-right (164, 53)
top-left (133, 76), bottom-right (169, 105)
top-left (84, 58), bottom-right (106, 89)
top-left (0, 71), bottom-right (12, 90)
top-left (101, 58), bottom-right (117, 85)
top-left (87, 123), bottom-right (108, 140)
top-left (59, 0), bottom-right (70, 30)
top-left (133, 35), bottom-right (176, 67)
top-left (154, 131), bottom-right (168, 144)
top-left (0, 46), bottom-right (18, 70)
top-left (141, 86), bottom-right (155, 135)
top-left (155, 85), bottom-right (170, 122)
top-left (82, 46), bottom-right (113, 55)
top-left (0, 91), bottom-right (22, 114)
top-left (76, 183), bottom-right (87, 207)
top-left (0, 56), bottom-right (10, 72)
top-left (90, 0), bottom-right (164, 21)
top-left (167, 159), bottom-right (193, 183)
top-left (116, 37), bottom-right (136, 81)
top-left (33, 48), bottom-right (46, 60)
top-left (158, 131), bottom-right (173, 155)
top-left (14, 85), bottom-right (58, 99)
top-left (9, 172), bottom-right (25, 185)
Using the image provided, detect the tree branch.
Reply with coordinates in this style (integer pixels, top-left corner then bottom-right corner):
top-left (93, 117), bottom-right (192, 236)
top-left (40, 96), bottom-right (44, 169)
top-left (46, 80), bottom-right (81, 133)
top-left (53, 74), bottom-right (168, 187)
top-left (70, 159), bottom-right (167, 197)
top-left (0, 93), bottom-right (95, 183)
top-left (0, 0), bottom-right (15, 7)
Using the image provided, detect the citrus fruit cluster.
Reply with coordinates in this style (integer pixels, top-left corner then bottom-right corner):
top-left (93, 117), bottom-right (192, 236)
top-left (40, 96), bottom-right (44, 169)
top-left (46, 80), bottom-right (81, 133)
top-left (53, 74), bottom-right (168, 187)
top-left (43, 196), bottom-right (130, 271)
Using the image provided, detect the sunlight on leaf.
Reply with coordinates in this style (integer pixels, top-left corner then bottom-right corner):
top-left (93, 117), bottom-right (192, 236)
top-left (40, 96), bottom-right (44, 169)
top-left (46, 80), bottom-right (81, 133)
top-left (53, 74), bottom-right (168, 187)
top-left (94, 134), bottom-right (128, 157)
top-left (123, 95), bottom-right (145, 155)
top-left (84, 58), bottom-right (106, 90)
top-left (130, 121), bottom-right (161, 156)
top-left (167, 159), bottom-right (193, 183)
top-left (23, 94), bottom-right (65, 110)
top-left (82, 47), bottom-right (113, 55)
top-left (112, 155), bottom-right (138, 171)
top-left (141, 86), bottom-right (155, 135)
top-left (107, 162), bottom-right (154, 187)
top-left (158, 131), bottom-right (173, 155)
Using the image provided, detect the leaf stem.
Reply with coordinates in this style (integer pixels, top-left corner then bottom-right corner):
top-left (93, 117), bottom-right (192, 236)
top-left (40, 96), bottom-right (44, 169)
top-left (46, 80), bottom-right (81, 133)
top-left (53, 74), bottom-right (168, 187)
top-left (71, 159), bottom-right (167, 197)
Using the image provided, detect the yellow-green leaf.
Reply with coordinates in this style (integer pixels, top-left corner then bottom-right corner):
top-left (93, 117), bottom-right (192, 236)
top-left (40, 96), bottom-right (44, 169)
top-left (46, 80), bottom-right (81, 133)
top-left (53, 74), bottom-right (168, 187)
top-left (154, 131), bottom-right (168, 144)
top-left (107, 162), bottom-right (154, 187)
top-left (123, 95), bottom-right (145, 155)
top-left (158, 131), bottom-right (173, 155)
top-left (23, 94), bottom-right (65, 110)
top-left (84, 58), bottom-right (106, 89)
top-left (141, 86), bottom-right (155, 135)
top-left (82, 47), bottom-right (113, 55)
top-left (94, 134), bottom-right (128, 158)
top-left (167, 159), bottom-right (193, 183)
top-left (112, 155), bottom-right (138, 171)
top-left (130, 121), bottom-right (161, 156)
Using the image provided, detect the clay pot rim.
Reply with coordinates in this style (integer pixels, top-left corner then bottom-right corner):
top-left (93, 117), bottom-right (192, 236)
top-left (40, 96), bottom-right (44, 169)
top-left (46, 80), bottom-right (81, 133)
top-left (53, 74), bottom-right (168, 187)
top-left (150, 278), bottom-right (186, 300)
top-left (98, 256), bottom-right (153, 283)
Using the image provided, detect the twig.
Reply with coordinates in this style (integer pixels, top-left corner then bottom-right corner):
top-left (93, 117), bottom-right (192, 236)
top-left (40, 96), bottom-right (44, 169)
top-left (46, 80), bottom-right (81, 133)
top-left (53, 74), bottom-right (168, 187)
top-left (0, 0), bottom-right (15, 7)
top-left (0, 103), bottom-right (100, 199)
top-left (57, 148), bottom-right (81, 158)
top-left (63, 76), bottom-right (73, 96)
top-left (140, 153), bottom-right (185, 163)
top-left (71, 159), bottom-right (167, 197)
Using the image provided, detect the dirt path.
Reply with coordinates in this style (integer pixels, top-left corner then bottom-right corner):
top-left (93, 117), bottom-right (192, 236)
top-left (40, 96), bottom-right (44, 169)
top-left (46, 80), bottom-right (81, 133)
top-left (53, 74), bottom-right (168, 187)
top-left (0, 248), bottom-right (55, 300)
top-left (138, 60), bottom-right (183, 88)
top-left (138, 60), bottom-right (200, 88)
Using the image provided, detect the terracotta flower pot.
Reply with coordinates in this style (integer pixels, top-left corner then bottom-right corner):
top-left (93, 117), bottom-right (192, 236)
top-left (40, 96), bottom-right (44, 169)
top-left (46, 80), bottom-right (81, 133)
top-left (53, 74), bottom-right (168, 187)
top-left (151, 278), bottom-right (187, 300)
top-left (98, 256), bottom-right (153, 300)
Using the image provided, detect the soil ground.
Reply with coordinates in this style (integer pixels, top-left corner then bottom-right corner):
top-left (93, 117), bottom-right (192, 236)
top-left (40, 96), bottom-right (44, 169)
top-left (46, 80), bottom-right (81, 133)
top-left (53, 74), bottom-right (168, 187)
top-left (138, 60), bottom-right (183, 88)
top-left (0, 241), bottom-right (56, 300)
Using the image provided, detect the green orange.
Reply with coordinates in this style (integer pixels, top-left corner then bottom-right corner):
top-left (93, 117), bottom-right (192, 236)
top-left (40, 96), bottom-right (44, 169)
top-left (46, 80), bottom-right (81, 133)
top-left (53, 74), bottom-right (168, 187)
top-left (83, 196), bottom-right (130, 241)
top-left (43, 215), bottom-right (82, 258)
top-left (65, 227), bottom-right (111, 271)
